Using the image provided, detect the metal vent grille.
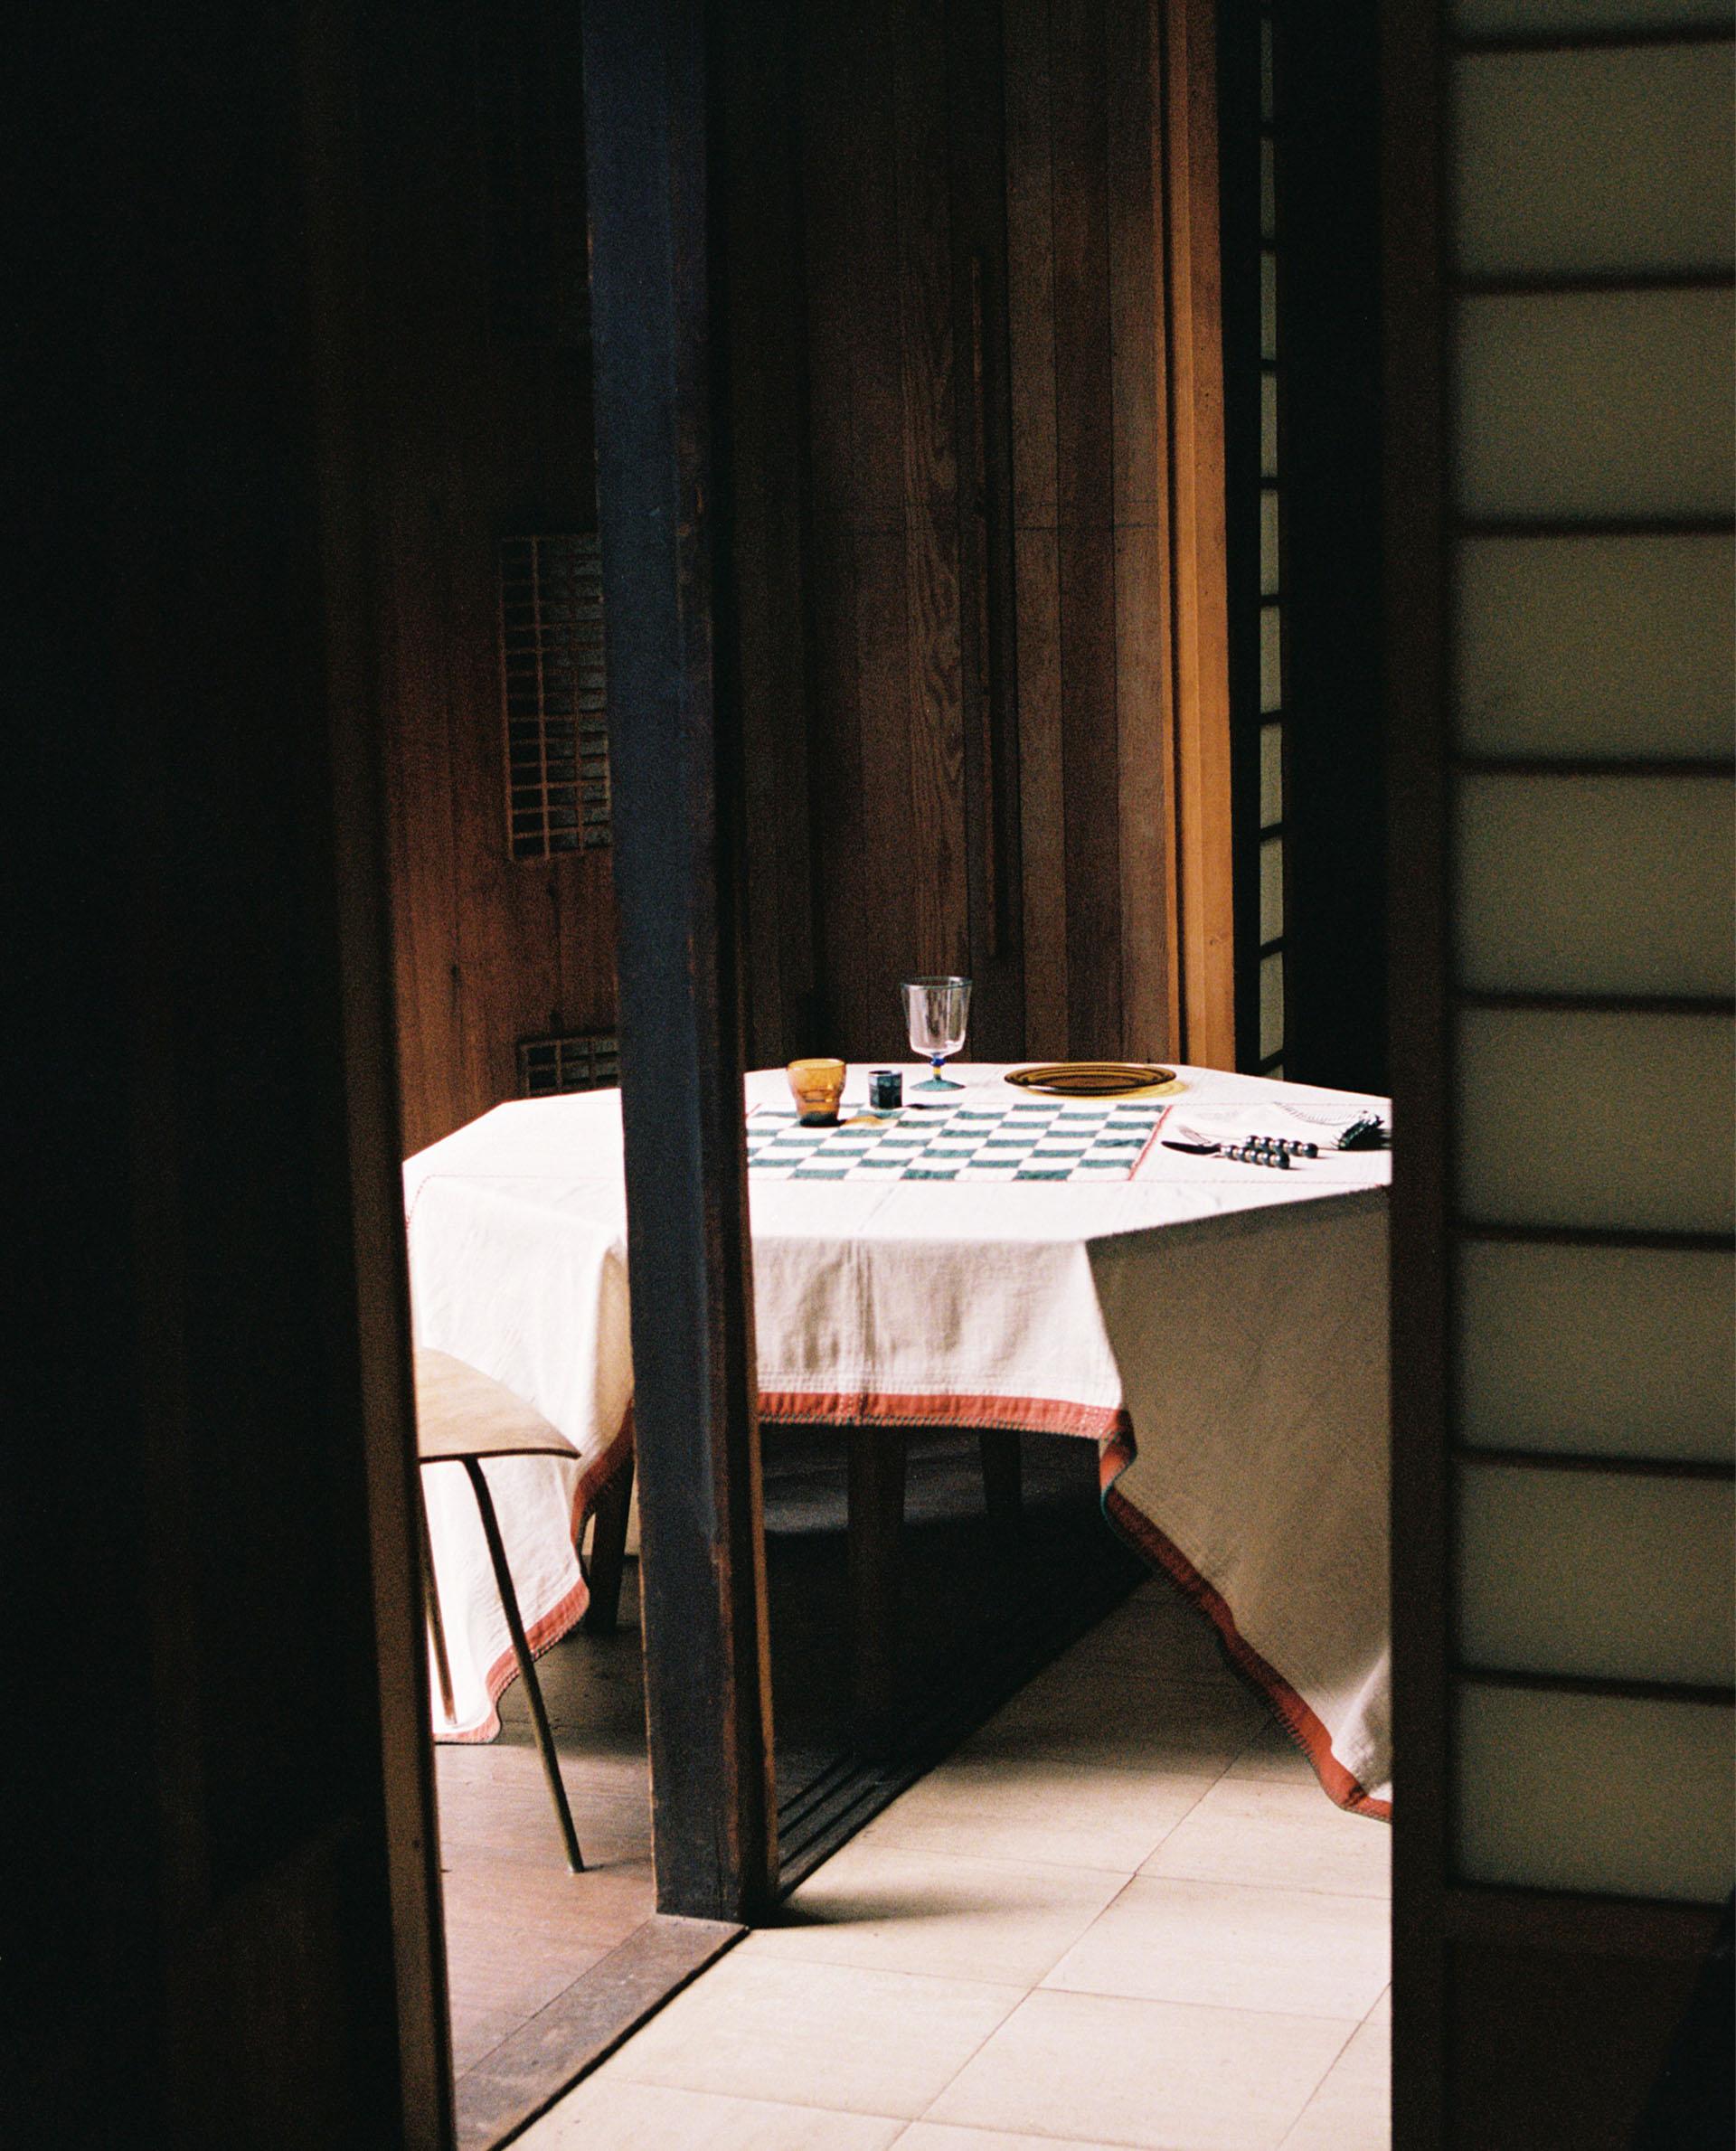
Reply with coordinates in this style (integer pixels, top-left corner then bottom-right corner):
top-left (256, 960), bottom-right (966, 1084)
top-left (500, 533), bottom-right (609, 860)
top-left (475, 0), bottom-right (590, 347)
top-left (517, 1032), bottom-right (621, 1098)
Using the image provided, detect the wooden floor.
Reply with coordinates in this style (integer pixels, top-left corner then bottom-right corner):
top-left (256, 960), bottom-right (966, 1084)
top-left (438, 1426), bottom-right (1144, 2147)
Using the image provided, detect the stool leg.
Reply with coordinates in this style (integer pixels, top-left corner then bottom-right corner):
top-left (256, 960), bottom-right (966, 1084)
top-left (581, 1457), bottom-right (634, 1635)
top-left (462, 1457), bottom-right (584, 1874)
top-left (417, 1471), bottom-right (458, 1726)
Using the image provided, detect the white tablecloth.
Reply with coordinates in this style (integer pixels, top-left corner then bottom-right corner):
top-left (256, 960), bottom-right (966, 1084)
top-left (403, 1062), bottom-right (1392, 1815)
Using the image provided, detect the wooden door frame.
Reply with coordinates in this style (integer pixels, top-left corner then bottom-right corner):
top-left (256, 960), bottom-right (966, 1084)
top-left (580, 0), bottom-right (781, 1926)
top-left (1161, 0), bottom-right (1238, 1069)
top-left (1381, 1), bottom-right (1456, 2133)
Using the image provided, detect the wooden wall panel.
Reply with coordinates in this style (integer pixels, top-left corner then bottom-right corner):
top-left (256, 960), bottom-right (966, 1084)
top-left (1006, 0), bottom-right (1061, 538)
top-left (1116, 522), bottom-right (1181, 1055)
top-left (368, 0), bottom-right (1232, 1125)
top-left (1014, 532), bottom-right (1071, 1050)
top-left (1059, 526), bottom-right (1126, 1052)
top-left (362, 1), bottom-right (615, 1156)
top-left (1000, 0), bottom-right (1201, 1066)
top-left (733, 0), bottom-right (1227, 1073)
top-left (1005, 0), bottom-right (1069, 1050)
top-left (797, 0), bottom-right (975, 1063)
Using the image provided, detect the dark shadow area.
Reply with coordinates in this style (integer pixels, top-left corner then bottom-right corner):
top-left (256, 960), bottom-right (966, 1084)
top-left (763, 1427), bottom-right (1147, 1885)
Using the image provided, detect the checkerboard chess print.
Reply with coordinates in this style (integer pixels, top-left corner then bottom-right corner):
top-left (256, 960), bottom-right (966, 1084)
top-left (745, 1099), bottom-right (1172, 1183)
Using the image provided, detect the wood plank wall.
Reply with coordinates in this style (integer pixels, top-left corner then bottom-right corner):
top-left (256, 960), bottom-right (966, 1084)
top-left (377, 0), bottom-right (1233, 1144)
top-left (1005, 0), bottom-right (1180, 1061)
top-left (362, 1), bottom-right (616, 1156)
top-left (785, 0), bottom-right (998, 1064)
top-left (735, 0), bottom-right (1222, 1072)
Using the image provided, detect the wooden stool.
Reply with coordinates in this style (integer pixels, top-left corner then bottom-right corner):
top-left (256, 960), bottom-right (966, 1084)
top-left (413, 1348), bottom-right (587, 1873)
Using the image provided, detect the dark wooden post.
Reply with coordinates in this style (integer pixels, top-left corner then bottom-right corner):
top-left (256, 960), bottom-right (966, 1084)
top-left (580, 0), bottom-right (779, 1922)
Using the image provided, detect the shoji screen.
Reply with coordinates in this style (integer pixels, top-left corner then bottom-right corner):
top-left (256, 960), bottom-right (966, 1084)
top-left (1388, 5), bottom-right (1734, 2146)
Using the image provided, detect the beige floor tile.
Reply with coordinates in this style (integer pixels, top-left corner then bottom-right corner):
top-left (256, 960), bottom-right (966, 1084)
top-left (743, 1839), bottom-right (1127, 1986)
top-left (1066, 1589), bottom-right (1238, 1687)
top-left (926, 1986), bottom-right (1352, 2151)
top-left (896, 2125), bottom-right (1138, 2151)
top-left (1366, 1985), bottom-right (1391, 2024)
top-left (962, 1672), bottom-right (1266, 1777)
top-left (602, 1950), bottom-right (1020, 2118)
top-left (860, 1754), bottom-right (1216, 1874)
top-left (1144, 1778), bottom-right (1392, 1899)
top-left (517, 2078), bottom-right (905, 2150)
top-left (1226, 1716), bottom-right (1319, 1786)
top-left (1278, 2017), bottom-right (1390, 2150)
top-left (1043, 1873), bottom-right (1389, 2020)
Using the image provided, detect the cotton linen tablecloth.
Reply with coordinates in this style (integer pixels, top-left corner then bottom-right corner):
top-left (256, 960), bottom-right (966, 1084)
top-left (403, 1062), bottom-right (1392, 1815)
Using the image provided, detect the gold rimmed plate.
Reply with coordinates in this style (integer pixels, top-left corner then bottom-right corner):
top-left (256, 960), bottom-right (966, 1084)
top-left (1005, 1061), bottom-right (1184, 1099)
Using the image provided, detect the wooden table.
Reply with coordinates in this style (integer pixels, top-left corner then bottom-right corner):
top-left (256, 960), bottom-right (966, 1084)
top-left (405, 1061), bottom-right (1392, 1808)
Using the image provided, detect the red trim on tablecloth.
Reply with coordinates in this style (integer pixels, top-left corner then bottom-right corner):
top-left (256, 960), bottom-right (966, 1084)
top-left (439, 1390), bottom-right (1390, 1824)
top-left (761, 1385), bottom-right (1383, 1819)
top-left (1098, 1429), bottom-right (1392, 1821)
top-left (1129, 1103), bottom-right (1175, 1175)
top-left (433, 1417), bottom-right (637, 1746)
top-left (760, 1388), bottom-right (1134, 1443)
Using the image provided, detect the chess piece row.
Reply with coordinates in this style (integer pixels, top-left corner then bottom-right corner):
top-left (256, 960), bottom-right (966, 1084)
top-left (1223, 1138), bottom-right (1292, 1169)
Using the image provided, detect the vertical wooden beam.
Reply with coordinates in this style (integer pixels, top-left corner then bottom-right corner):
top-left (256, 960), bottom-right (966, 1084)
top-left (580, 0), bottom-right (779, 1924)
top-left (1159, 0), bottom-right (1237, 1066)
top-left (720, 0), bottom-right (818, 1071)
top-left (1381, 0), bottom-right (1454, 2141)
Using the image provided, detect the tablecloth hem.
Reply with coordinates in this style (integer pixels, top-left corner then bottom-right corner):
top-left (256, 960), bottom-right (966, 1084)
top-left (1099, 1437), bottom-right (1391, 1824)
top-left (760, 1387), bottom-right (1132, 1442)
top-left (432, 1419), bottom-right (636, 1745)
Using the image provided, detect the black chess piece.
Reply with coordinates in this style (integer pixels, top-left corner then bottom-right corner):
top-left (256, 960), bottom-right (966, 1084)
top-left (1336, 1114), bottom-right (1388, 1151)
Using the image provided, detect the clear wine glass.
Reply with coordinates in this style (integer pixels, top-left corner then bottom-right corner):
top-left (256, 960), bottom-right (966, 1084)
top-left (901, 976), bottom-right (972, 1098)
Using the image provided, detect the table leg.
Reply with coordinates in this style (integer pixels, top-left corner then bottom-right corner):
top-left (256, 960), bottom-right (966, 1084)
top-left (581, 1457), bottom-right (634, 1634)
top-left (978, 1429), bottom-right (1024, 1546)
top-left (848, 1427), bottom-right (908, 1751)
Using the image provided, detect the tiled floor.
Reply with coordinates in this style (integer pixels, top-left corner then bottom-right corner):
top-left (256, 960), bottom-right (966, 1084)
top-left (516, 1578), bottom-right (1391, 2151)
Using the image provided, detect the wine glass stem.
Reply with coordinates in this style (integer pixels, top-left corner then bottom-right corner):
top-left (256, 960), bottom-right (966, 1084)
top-left (931, 1053), bottom-right (944, 1077)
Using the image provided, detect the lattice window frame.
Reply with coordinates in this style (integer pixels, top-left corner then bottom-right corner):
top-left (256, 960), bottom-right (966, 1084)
top-left (516, 1031), bottom-right (621, 1099)
top-left (499, 533), bottom-right (610, 862)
